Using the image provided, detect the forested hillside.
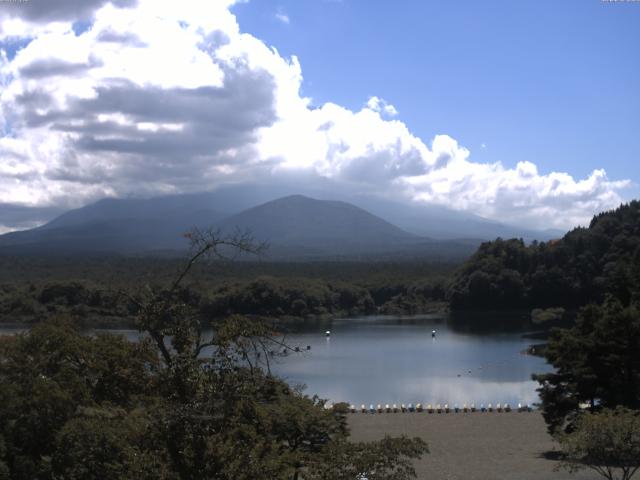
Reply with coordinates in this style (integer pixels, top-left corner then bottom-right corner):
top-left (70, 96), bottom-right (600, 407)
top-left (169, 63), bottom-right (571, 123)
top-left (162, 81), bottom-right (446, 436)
top-left (0, 260), bottom-right (451, 327)
top-left (0, 231), bottom-right (429, 479)
top-left (447, 201), bottom-right (640, 311)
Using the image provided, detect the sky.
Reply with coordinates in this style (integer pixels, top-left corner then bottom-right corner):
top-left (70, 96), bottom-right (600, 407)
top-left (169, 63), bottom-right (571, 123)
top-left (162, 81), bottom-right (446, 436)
top-left (0, 0), bottom-right (638, 233)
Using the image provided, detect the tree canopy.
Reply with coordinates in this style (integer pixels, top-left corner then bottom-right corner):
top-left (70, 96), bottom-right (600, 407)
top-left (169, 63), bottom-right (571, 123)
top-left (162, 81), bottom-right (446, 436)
top-left (0, 230), bottom-right (428, 479)
top-left (448, 201), bottom-right (640, 312)
top-left (534, 300), bottom-right (640, 434)
top-left (556, 407), bottom-right (640, 480)
top-left (0, 260), bottom-right (450, 328)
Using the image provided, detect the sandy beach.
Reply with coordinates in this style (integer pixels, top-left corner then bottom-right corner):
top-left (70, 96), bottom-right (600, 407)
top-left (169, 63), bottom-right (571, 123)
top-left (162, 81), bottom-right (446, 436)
top-left (348, 411), bottom-right (601, 480)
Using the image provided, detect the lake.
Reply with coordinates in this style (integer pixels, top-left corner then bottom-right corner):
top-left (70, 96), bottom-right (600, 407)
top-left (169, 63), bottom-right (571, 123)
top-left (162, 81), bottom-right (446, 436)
top-left (0, 314), bottom-right (551, 407)
top-left (269, 314), bottom-right (551, 407)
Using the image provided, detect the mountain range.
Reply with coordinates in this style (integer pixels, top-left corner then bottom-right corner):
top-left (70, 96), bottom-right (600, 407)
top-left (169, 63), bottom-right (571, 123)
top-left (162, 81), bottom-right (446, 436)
top-left (0, 186), bottom-right (564, 260)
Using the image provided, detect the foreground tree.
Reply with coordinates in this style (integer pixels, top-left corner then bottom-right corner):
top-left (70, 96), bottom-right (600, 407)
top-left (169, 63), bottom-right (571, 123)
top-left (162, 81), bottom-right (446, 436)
top-left (534, 300), bottom-right (640, 433)
top-left (0, 320), bottom-right (159, 479)
top-left (306, 436), bottom-right (427, 480)
top-left (0, 229), bottom-right (428, 479)
top-left (556, 407), bottom-right (640, 480)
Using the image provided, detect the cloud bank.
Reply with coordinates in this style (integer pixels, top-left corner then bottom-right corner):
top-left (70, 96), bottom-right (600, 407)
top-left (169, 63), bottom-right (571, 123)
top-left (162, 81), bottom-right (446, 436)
top-left (0, 0), bottom-right (630, 232)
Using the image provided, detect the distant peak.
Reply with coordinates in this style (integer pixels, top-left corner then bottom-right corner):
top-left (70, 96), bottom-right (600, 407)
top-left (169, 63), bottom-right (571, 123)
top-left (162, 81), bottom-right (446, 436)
top-left (277, 194), bottom-right (315, 202)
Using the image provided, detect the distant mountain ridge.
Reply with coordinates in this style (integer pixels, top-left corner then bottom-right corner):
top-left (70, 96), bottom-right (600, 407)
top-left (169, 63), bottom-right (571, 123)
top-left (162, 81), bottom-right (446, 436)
top-left (344, 195), bottom-right (564, 241)
top-left (41, 194), bottom-right (224, 232)
top-left (0, 188), bottom-right (563, 260)
top-left (218, 194), bottom-right (415, 243)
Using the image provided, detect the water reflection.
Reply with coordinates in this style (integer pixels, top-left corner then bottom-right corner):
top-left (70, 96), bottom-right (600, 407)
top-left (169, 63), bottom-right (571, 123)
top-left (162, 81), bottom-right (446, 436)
top-left (0, 314), bottom-right (551, 405)
top-left (448, 310), bottom-right (532, 333)
top-left (270, 314), bottom-right (552, 405)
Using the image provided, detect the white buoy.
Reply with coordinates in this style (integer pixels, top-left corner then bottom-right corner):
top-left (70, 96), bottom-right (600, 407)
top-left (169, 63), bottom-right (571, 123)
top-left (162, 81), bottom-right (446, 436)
top-left (325, 330), bottom-right (331, 337)
top-left (432, 330), bottom-right (436, 338)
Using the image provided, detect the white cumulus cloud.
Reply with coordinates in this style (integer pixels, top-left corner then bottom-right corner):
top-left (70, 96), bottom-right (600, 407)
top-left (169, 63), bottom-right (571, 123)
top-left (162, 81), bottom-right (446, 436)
top-left (275, 13), bottom-right (290, 25)
top-left (0, 0), bottom-right (631, 232)
top-left (366, 96), bottom-right (398, 117)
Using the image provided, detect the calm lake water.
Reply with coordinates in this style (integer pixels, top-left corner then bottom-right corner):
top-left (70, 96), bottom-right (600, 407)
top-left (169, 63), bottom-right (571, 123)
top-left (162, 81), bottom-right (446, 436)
top-left (270, 315), bottom-right (551, 406)
top-left (0, 314), bottom-right (551, 406)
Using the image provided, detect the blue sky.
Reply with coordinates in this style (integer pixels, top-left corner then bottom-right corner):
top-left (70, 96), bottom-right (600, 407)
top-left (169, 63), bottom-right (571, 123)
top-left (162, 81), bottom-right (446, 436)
top-left (0, 0), bottom-right (637, 232)
top-left (234, 0), bottom-right (640, 192)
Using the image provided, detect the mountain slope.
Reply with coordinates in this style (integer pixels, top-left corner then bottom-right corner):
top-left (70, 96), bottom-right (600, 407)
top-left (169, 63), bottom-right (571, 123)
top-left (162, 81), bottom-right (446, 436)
top-left (217, 195), bottom-right (414, 244)
top-left (1, 182), bottom-right (564, 245)
top-left (0, 186), bottom-right (560, 259)
top-left (216, 195), bottom-right (486, 260)
top-left (40, 194), bottom-right (221, 231)
top-left (0, 193), bottom-right (479, 259)
top-left (343, 195), bottom-right (564, 241)
top-left (215, 195), bottom-right (445, 258)
top-left (0, 194), bottom-right (226, 254)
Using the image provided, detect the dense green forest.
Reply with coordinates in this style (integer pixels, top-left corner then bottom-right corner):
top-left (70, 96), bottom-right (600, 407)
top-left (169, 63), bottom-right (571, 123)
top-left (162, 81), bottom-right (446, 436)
top-left (3, 201), bottom-right (640, 329)
top-left (535, 300), bottom-right (640, 432)
top-left (0, 259), bottom-right (451, 327)
top-left (0, 233), bottom-right (428, 479)
top-left (2, 203), bottom-right (640, 477)
top-left (513, 202), bottom-right (640, 458)
top-left (447, 201), bottom-right (640, 313)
